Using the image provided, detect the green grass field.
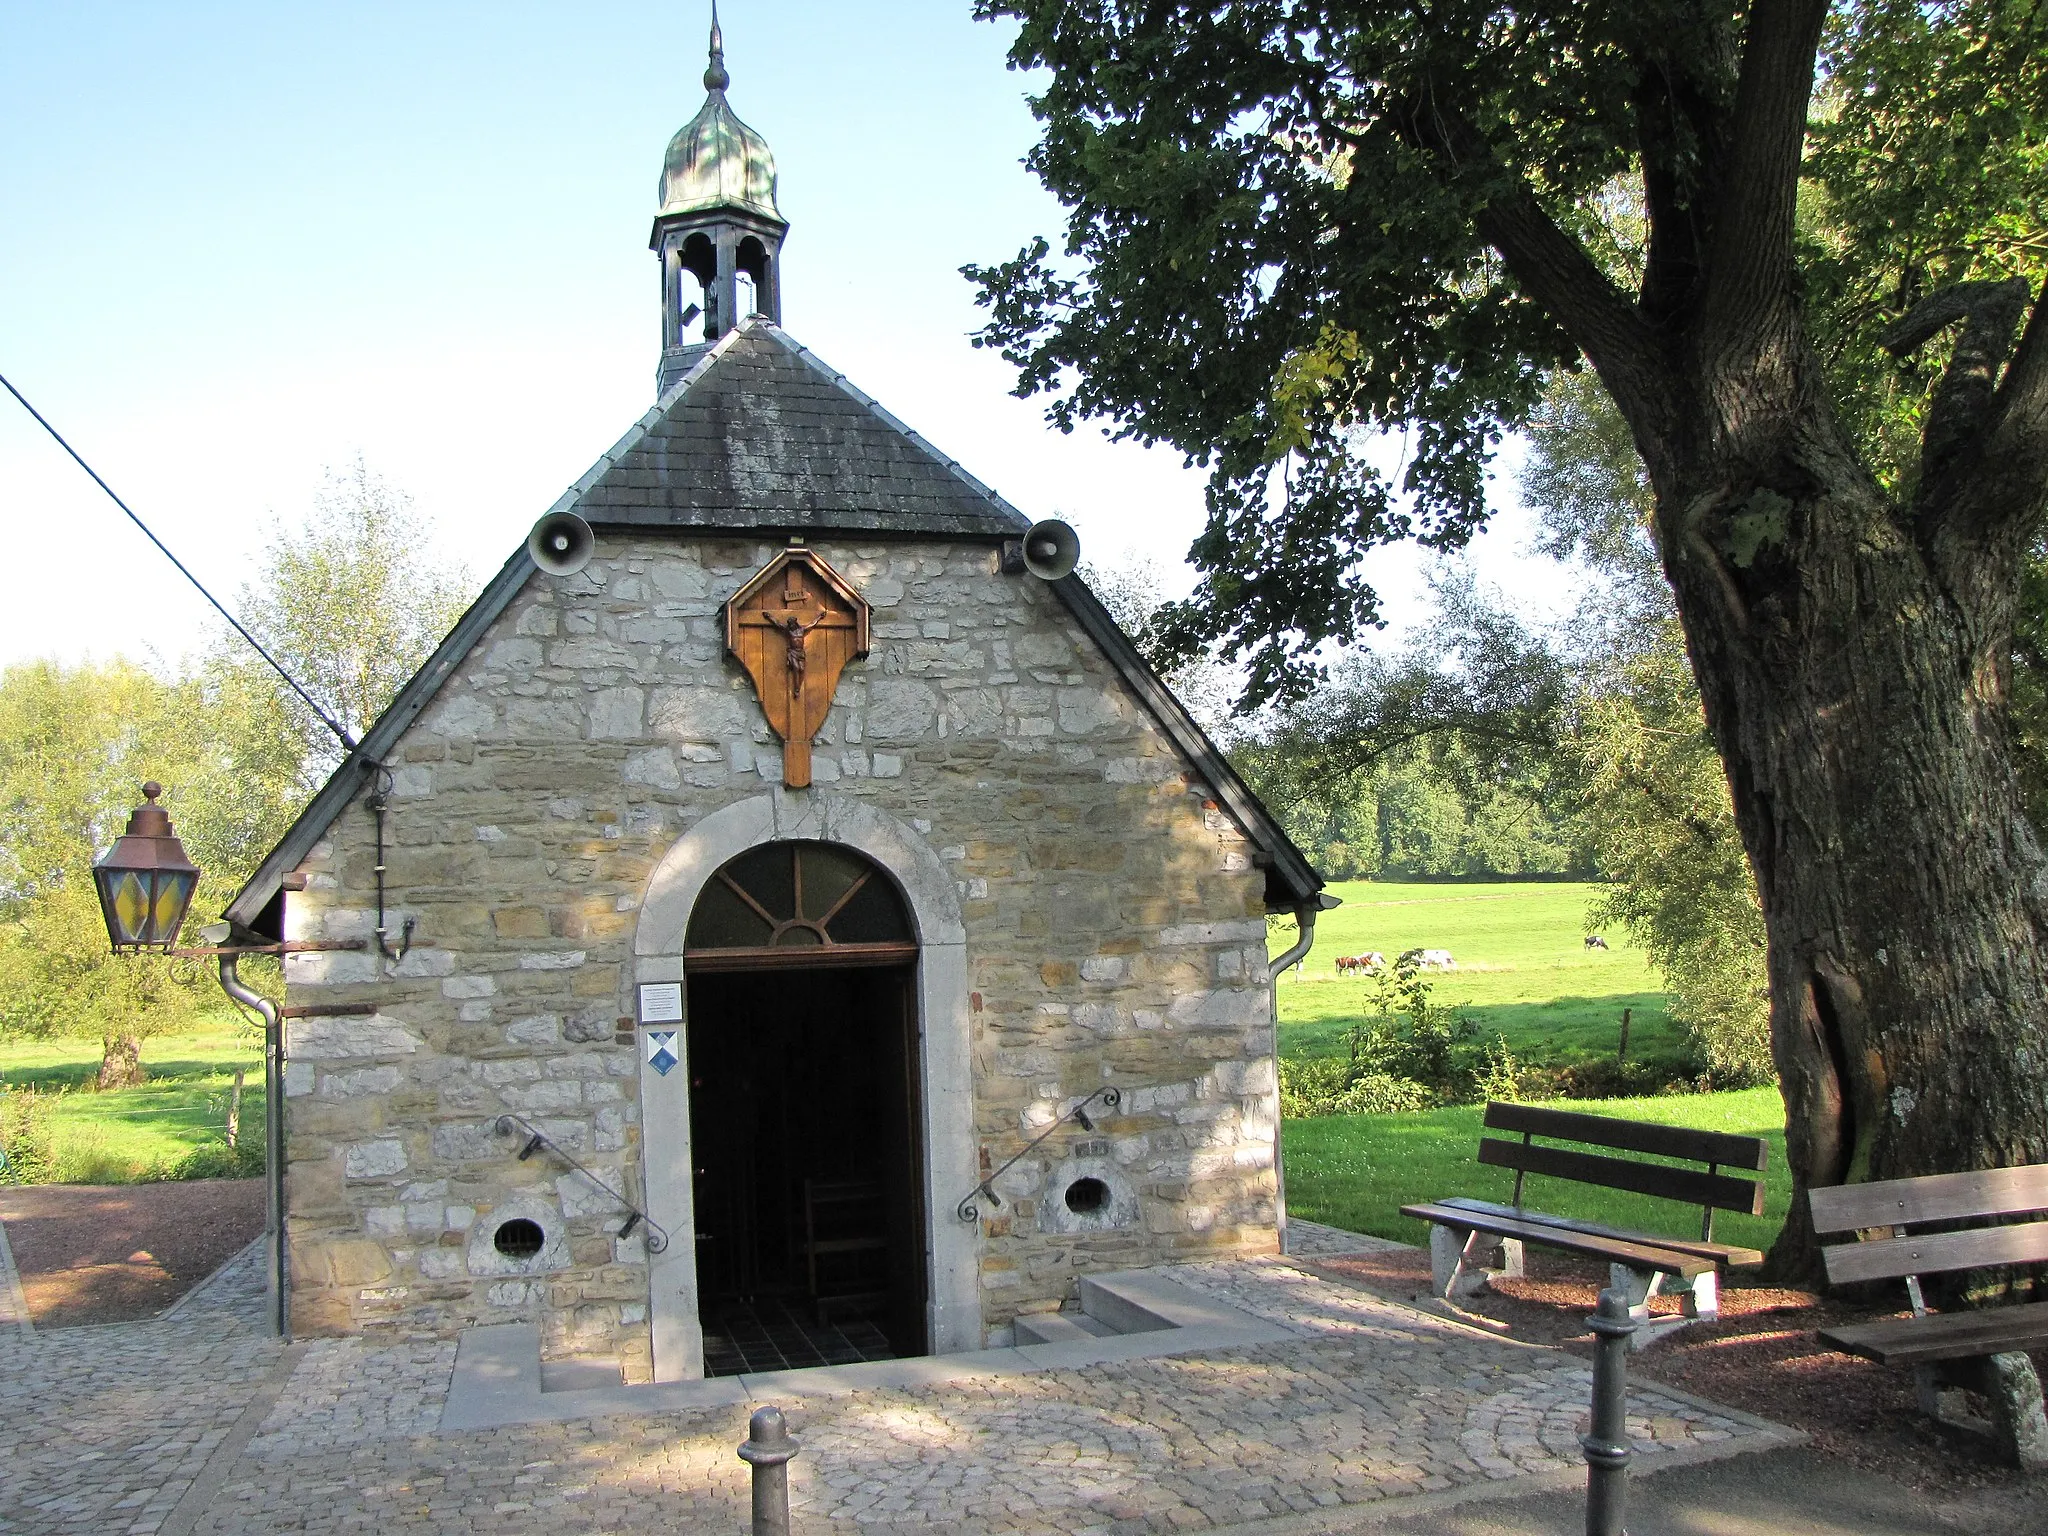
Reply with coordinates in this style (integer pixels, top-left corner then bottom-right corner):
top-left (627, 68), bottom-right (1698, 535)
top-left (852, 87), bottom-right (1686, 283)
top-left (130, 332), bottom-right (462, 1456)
top-left (0, 1022), bottom-right (264, 1183)
top-left (1274, 880), bottom-right (1688, 1075)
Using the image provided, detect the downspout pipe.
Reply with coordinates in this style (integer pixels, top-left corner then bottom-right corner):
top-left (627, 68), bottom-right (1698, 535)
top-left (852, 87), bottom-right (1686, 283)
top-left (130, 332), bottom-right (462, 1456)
top-left (1266, 898), bottom-right (1330, 1258)
top-left (219, 956), bottom-right (288, 1340)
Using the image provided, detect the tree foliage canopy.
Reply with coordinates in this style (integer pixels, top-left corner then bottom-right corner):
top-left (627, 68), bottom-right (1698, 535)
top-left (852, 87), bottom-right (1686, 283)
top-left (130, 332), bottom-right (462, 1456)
top-left (0, 658), bottom-right (301, 1060)
top-left (234, 460), bottom-right (470, 783)
top-left (969, 0), bottom-right (2048, 701)
top-left (0, 465), bottom-right (468, 1075)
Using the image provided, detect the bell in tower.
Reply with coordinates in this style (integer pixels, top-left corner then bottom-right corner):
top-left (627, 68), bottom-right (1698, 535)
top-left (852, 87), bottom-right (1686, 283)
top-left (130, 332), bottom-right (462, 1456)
top-left (651, 7), bottom-right (788, 393)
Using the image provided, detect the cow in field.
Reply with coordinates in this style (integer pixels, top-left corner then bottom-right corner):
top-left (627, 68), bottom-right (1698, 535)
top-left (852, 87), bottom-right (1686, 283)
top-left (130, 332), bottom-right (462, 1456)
top-left (1334, 951), bottom-right (1386, 976)
top-left (1584, 934), bottom-right (1609, 950)
top-left (1399, 947), bottom-right (1455, 970)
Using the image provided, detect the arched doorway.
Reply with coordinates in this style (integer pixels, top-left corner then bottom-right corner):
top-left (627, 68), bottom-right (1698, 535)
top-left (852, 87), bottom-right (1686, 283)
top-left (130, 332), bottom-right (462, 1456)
top-left (682, 839), bottom-right (927, 1373)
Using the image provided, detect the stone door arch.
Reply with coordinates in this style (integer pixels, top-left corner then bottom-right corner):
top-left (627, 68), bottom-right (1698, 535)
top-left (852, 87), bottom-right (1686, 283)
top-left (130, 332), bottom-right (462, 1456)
top-left (632, 791), bottom-right (974, 1381)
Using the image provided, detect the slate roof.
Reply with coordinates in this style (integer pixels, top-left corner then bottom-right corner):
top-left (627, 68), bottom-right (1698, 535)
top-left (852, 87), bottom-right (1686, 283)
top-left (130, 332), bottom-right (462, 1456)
top-left (224, 322), bottom-right (1321, 931)
top-left (572, 324), bottom-right (1027, 537)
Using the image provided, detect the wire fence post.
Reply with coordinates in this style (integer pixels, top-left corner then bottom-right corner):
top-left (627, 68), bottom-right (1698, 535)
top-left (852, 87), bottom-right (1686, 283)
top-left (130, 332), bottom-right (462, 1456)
top-left (737, 1404), bottom-right (799, 1536)
top-left (1583, 1286), bottom-right (1639, 1536)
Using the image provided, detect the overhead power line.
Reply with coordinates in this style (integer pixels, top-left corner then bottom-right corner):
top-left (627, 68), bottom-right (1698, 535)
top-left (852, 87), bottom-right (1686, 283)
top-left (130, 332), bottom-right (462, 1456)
top-left (0, 369), bottom-right (360, 754)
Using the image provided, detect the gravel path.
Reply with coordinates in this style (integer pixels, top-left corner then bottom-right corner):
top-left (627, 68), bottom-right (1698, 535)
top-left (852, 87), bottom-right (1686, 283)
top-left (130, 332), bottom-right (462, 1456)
top-left (0, 1180), bottom-right (265, 1326)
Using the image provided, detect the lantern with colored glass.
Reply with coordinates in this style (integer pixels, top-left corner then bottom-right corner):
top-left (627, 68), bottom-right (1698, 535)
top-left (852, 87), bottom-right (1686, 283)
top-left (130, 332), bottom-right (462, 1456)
top-left (92, 782), bottom-right (201, 953)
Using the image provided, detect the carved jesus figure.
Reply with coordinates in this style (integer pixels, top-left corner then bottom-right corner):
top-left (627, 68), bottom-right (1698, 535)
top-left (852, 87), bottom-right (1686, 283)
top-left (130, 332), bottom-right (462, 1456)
top-left (780, 609), bottom-right (829, 690)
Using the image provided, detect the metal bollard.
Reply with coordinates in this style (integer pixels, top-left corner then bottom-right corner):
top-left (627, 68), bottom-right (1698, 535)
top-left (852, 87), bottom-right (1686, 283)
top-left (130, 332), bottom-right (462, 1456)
top-left (1582, 1287), bottom-right (1641, 1536)
top-left (737, 1404), bottom-right (799, 1536)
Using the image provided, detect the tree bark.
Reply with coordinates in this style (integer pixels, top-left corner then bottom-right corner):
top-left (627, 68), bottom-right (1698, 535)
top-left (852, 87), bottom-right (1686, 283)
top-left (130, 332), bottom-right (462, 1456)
top-left (1651, 387), bottom-right (2048, 1281)
top-left (96, 1033), bottom-right (146, 1091)
top-left (1503, 4), bottom-right (2048, 1287)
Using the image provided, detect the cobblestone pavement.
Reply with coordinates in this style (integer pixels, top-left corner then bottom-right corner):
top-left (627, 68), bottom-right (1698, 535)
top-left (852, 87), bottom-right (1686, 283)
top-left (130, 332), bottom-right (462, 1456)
top-left (1282, 1220), bottom-right (1413, 1259)
top-left (0, 1205), bottom-right (33, 1336)
top-left (0, 1236), bottom-right (1793, 1536)
top-left (0, 1242), bottom-right (284, 1536)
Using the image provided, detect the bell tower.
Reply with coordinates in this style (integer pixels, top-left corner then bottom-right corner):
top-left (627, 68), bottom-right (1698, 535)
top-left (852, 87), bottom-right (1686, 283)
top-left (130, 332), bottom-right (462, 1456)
top-left (651, 9), bottom-right (788, 393)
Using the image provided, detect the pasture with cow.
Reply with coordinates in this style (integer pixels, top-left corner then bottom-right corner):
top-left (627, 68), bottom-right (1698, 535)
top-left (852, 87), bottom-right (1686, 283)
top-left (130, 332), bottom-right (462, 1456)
top-left (1276, 879), bottom-right (1685, 1097)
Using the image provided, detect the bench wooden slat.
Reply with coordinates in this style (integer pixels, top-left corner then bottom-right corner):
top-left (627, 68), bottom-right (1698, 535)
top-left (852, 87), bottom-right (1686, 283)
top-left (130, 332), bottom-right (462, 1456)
top-left (1819, 1220), bottom-right (2048, 1285)
top-left (1483, 1101), bottom-right (1769, 1172)
top-left (1818, 1301), bottom-right (2048, 1366)
top-left (1478, 1137), bottom-right (1769, 1216)
top-left (1808, 1164), bottom-right (2048, 1234)
top-left (1432, 1196), bottom-right (1765, 1267)
top-left (1399, 1201), bottom-right (1713, 1278)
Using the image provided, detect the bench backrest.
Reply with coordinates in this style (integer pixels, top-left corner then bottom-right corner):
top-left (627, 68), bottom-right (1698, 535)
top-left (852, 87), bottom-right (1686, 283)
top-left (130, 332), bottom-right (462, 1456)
top-left (1479, 1102), bottom-right (1769, 1238)
top-left (1808, 1164), bottom-right (2048, 1288)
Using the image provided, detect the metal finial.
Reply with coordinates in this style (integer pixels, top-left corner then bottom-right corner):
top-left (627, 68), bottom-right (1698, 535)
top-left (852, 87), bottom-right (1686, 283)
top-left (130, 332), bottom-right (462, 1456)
top-left (704, 2), bottom-right (729, 91)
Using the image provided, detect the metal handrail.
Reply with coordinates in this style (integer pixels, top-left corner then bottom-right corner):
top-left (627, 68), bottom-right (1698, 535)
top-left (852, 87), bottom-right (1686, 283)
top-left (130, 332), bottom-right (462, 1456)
top-left (956, 1086), bottom-right (1120, 1223)
top-left (493, 1113), bottom-right (670, 1253)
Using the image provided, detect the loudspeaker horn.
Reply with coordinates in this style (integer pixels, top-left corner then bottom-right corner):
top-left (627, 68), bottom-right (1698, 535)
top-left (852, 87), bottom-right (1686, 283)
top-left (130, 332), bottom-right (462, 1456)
top-left (527, 510), bottom-right (594, 576)
top-left (1020, 518), bottom-right (1080, 581)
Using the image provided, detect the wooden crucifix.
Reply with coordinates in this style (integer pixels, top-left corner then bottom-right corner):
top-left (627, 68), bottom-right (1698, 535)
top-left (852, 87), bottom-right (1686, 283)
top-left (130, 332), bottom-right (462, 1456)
top-left (724, 546), bottom-right (870, 788)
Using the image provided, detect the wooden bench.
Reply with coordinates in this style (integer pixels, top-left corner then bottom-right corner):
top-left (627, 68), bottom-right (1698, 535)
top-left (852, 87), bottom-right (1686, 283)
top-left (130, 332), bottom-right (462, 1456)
top-left (1401, 1102), bottom-right (1768, 1345)
top-left (1810, 1164), bottom-right (2048, 1471)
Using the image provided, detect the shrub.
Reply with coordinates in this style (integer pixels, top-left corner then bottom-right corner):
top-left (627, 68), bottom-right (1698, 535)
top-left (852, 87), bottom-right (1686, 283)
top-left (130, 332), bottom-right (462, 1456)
top-left (1512, 1057), bottom-right (1693, 1101)
top-left (1279, 1057), bottom-right (1432, 1117)
top-left (0, 1086), bottom-right (54, 1184)
top-left (1471, 1034), bottom-right (1523, 1103)
top-left (1281, 957), bottom-right (1501, 1118)
top-left (51, 1128), bottom-right (143, 1186)
top-left (1343, 956), bottom-right (1481, 1095)
top-left (158, 1140), bottom-right (265, 1181)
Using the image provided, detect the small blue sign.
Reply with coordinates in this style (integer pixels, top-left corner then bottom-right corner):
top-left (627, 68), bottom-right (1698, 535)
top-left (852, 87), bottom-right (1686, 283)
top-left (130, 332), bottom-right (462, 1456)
top-left (646, 1030), bottom-right (679, 1077)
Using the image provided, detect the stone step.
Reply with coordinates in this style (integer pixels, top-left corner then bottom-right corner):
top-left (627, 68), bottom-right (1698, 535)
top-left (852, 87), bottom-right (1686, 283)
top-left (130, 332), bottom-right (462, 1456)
top-left (1077, 1273), bottom-right (1178, 1336)
top-left (1012, 1310), bottom-right (1116, 1346)
top-left (540, 1356), bottom-right (624, 1394)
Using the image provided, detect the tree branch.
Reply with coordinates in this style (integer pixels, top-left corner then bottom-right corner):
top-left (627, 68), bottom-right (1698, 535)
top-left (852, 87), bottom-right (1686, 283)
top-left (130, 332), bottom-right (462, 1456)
top-left (1901, 280), bottom-right (2048, 575)
top-left (1882, 278), bottom-right (2032, 491)
top-left (1474, 184), bottom-right (1663, 397)
top-left (1399, 98), bottom-right (1670, 436)
top-left (1988, 282), bottom-right (2048, 489)
top-left (1630, 41), bottom-right (1733, 327)
top-left (1698, 0), bottom-right (1830, 358)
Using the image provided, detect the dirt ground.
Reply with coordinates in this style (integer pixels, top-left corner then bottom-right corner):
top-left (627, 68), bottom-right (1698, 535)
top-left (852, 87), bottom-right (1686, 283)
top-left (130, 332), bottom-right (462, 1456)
top-left (1314, 1243), bottom-right (2046, 1501)
top-left (0, 1178), bottom-right (265, 1326)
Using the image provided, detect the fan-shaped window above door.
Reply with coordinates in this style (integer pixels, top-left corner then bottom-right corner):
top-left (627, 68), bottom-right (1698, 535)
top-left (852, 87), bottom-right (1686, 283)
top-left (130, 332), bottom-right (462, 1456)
top-left (684, 841), bottom-right (916, 972)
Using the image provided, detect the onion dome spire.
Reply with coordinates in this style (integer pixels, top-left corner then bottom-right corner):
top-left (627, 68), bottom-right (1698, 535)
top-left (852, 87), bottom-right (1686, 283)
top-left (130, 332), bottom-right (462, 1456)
top-left (650, 4), bottom-right (789, 390)
top-left (704, 4), bottom-right (729, 92)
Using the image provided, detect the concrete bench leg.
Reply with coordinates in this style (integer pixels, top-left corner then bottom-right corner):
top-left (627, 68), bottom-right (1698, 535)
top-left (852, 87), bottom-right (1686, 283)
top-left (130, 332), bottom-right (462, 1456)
top-left (1912, 1364), bottom-right (1947, 1420)
top-left (1606, 1263), bottom-right (1664, 1318)
top-left (1429, 1226), bottom-right (1523, 1301)
top-left (1683, 1268), bottom-right (1719, 1321)
top-left (1606, 1264), bottom-right (1702, 1349)
top-left (1987, 1352), bottom-right (2048, 1473)
top-left (1913, 1353), bottom-right (2047, 1471)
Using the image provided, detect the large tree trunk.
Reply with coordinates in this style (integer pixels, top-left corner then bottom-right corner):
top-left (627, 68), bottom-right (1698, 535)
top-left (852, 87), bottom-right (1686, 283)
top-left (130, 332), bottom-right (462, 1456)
top-left (1657, 400), bottom-right (2048, 1283)
top-left (96, 1033), bottom-right (146, 1091)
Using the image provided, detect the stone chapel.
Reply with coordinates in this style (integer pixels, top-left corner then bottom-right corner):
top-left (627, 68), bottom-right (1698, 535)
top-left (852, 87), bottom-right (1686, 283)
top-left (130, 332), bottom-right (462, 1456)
top-left (225, 23), bottom-right (1325, 1385)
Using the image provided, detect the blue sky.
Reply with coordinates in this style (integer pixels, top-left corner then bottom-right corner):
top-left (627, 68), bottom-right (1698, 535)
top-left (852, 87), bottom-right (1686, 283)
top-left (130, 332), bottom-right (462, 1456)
top-left (0, 2), bottom-right (1554, 673)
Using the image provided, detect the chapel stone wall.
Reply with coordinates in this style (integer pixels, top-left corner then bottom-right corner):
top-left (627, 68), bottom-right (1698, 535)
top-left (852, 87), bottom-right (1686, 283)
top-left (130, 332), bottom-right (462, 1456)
top-left (280, 535), bottom-right (1279, 1372)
